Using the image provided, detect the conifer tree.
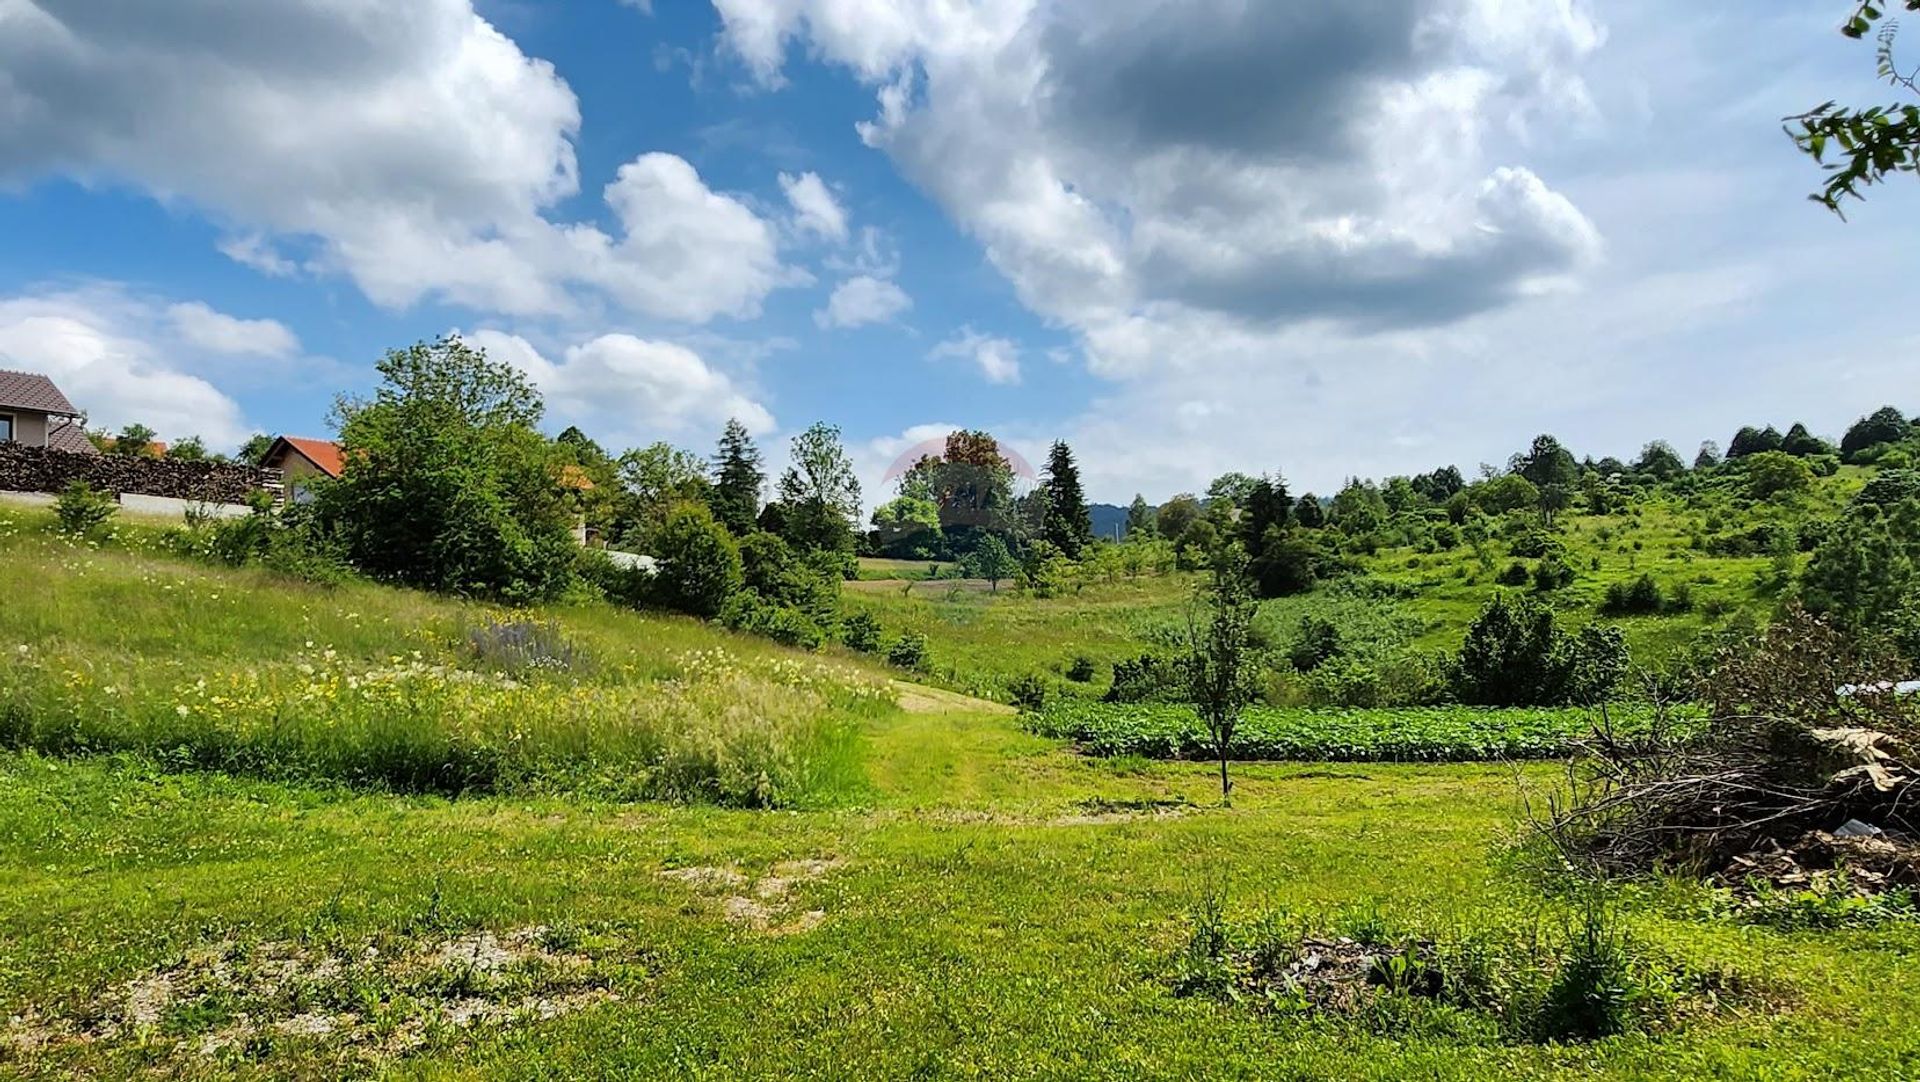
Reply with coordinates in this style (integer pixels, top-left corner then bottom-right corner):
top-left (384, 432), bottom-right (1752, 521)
top-left (710, 418), bottom-right (764, 536)
top-left (1040, 440), bottom-right (1093, 558)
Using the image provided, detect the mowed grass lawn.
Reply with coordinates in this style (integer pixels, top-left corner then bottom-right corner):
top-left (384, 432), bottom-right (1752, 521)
top-left (7, 711), bottom-right (1920, 1078)
top-left (4, 507), bottom-right (1920, 1077)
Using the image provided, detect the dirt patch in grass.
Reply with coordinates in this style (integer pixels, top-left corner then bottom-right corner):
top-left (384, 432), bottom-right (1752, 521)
top-left (1, 925), bottom-right (620, 1071)
top-left (1053, 797), bottom-right (1194, 825)
top-left (888, 680), bottom-right (1016, 716)
top-left (659, 858), bottom-right (845, 935)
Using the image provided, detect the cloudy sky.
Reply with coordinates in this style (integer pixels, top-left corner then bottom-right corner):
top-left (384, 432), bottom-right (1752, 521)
top-left (1, 1), bottom-right (1914, 503)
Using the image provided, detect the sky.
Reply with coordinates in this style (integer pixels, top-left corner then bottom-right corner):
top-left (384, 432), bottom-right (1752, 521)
top-left (1, 1), bottom-right (1916, 507)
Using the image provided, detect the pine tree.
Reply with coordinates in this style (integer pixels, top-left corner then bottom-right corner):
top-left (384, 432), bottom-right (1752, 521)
top-left (710, 418), bottom-right (764, 536)
top-left (1124, 494), bottom-right (1155, 539)
top-left (1040, 440), bottom-right (1093, 558)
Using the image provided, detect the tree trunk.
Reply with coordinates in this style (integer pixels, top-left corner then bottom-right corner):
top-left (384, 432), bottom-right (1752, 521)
top-left (1217, 745), bottom-right (1232, 808)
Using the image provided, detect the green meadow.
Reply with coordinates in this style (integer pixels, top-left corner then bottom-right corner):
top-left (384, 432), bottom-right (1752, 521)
top-left (3, 498), bottom-right (1919, 1079)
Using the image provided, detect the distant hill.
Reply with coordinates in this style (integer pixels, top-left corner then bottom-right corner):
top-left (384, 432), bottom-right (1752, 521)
top-left (1090, 503), bottom-right (1130, 541)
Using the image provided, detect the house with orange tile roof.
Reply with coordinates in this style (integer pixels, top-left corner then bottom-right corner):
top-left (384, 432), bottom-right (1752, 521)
top-left (258, 436), bottom-right (344, 503)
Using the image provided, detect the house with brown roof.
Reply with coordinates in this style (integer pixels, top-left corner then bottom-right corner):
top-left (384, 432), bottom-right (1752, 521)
top-left (0, 370), bottom-right (95, 454)
top-left (259, 436), bottom-right (344, 503)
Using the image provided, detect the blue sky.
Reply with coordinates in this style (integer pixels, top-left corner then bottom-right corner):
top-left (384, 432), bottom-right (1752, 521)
top-left (2, 1), bottom-right (1916, 506)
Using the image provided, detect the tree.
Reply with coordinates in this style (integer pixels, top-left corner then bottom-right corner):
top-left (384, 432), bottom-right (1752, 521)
top-left (902, 430), bottom-right (1018, 545)
top-left (1249, 529), bottom-right (1321, 598)
top-left (1633, 440), bottom-right (1685, 481)
top-left (1801, 498), bottom-right (1920, 655)
top-left (710, 419), bottom-right (764, 537)
top-left (614, 443), bottom-right (709, 550)
top-left (320, 336), bottom-right (577, 603)
top-left (1039, 440), bottom-right (1094, 558)
top-left (1787, 3), bottom-right (1920, 215)
top-left (652, 502), bottom-right (743, 618)
top-left (1841, 405), bottom-right (1913, 458)
top-left (111, 422), bottom-right (157, 456)
top-left (1728, 425), bottom-right (1784, 458)
top-left (1411, 466), bottom-right (1465, 503)
top-left (1781, 422), bottom-right (1835, 458)
top-left (1746, 451), bottom-right (1815, 501)
top-left (237, 433), bottom-right (275, 464)
top-left (1293, 493), bottom-right (1325, 529)
top-left (1204, 472), bottom-right (1259, 511)
top-left (1694, 441), bottom-right (1722, 470)
top-left (1513, 434), bottom-right (1578, 525)
top-left (961, 533), bottom-right (1018, 592)
top-left (1157, 494), bottom-right (1203, 542)
top-left (1241, 474), bottom-right (1291, 555)
top-left (1474, 474), bottom-right (1540, 515)
top-left (166, 436), bottom-right (209, 462)
top-left (776, 422), bottom-right (861, 558)
top-left (1186, 544), bottom-right (1259, 806)
top-left (871, 495), bottom-right (943, 558)
top-left (1329, 478), bottom-right (1388, 533)
top-left (1124, 494), bottom-right (1156, 539)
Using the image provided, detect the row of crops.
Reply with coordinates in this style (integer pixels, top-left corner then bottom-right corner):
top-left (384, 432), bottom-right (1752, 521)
top-left (1025, 701), bottom-right (1701, 762)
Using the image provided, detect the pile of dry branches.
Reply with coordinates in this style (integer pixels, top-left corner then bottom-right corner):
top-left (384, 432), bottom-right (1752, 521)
top-left (1542, 609), bottom-right (1920, 886)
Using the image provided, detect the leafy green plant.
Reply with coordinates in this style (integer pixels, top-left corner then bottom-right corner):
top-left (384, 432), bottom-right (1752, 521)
top-left (886, 630), bottom-right (928, 671)
top-left (841, 611), bottom-right (883, 654)
top-left (1027, 700), bottom-right (1697, 762)
top-left (53, 480), bottom-right (117, 536)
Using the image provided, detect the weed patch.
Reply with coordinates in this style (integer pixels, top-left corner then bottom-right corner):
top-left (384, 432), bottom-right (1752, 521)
top-left (1, 925), bottom-right (622, 1074)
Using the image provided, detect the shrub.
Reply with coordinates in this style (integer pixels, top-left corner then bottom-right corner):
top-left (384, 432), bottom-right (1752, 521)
top-left (53, 481), bottom-right (117, 536)
top-left (1304, 655), bottom-right (1383, 708)
top-left (1105, 652), bottom-right (1186, 703)
top-left (651, 503), bottom-right (743, 618)
top-left (886, 630), bottom-right (929, 670)
top-left (1855, 468), bottom-right (1920, 509)
top-left (1531, 557), bottom-right (1575, 592)
top-left (1601, 573), bottom-right (1664, 616)
top-left (1454, 594), bottom-right (1628, 706)
top-left (577, 549), bottom-right (653, 608)
top-left (1743, 451), bottom-right (1813, 501)
top-left (720, 592), bottom-right (825, 650)
top-left (841, 611), bottom-right (883, 654)
top-left (1065, 655), bottom-right (1097, 683)
top-left (1508, 529), bottom-right (1562, 559)
top-left (1496, 561), bottom-right (1531, 587)
top-left (737, 530), bottom-right (839, 629)
top-left (1009, 672), bottom-right (1053, 710)
top-left (1288, 615), bottom-right (1344, 672)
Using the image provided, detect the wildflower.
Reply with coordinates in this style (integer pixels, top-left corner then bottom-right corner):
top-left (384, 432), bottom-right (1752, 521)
top-left (175, 704), bottom-right (190, 717)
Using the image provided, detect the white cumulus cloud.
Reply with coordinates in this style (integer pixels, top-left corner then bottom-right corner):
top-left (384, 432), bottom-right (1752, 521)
top-left (930, 328), bottom-right (1020, 385)
top-left (2, 0), bottom-right (801, 323)
top-left (779, 171), bottom-right (849, 243)
top-left (0, 286), bottom-right (255, 448)
top-left (166, 302), bottom-right (300, 359)
top-left (815, 275), bottom-right (912, 328)
top-left (463, 329), bottom-right (775, 449)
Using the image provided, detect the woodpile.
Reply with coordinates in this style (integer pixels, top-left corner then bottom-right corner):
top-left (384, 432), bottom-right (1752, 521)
top-left (0, 443), bottom-right (277, 504)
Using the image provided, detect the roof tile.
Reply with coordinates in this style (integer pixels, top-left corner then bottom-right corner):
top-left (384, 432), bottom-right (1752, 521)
top-left (0, 370), bottom-right (80, 416)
